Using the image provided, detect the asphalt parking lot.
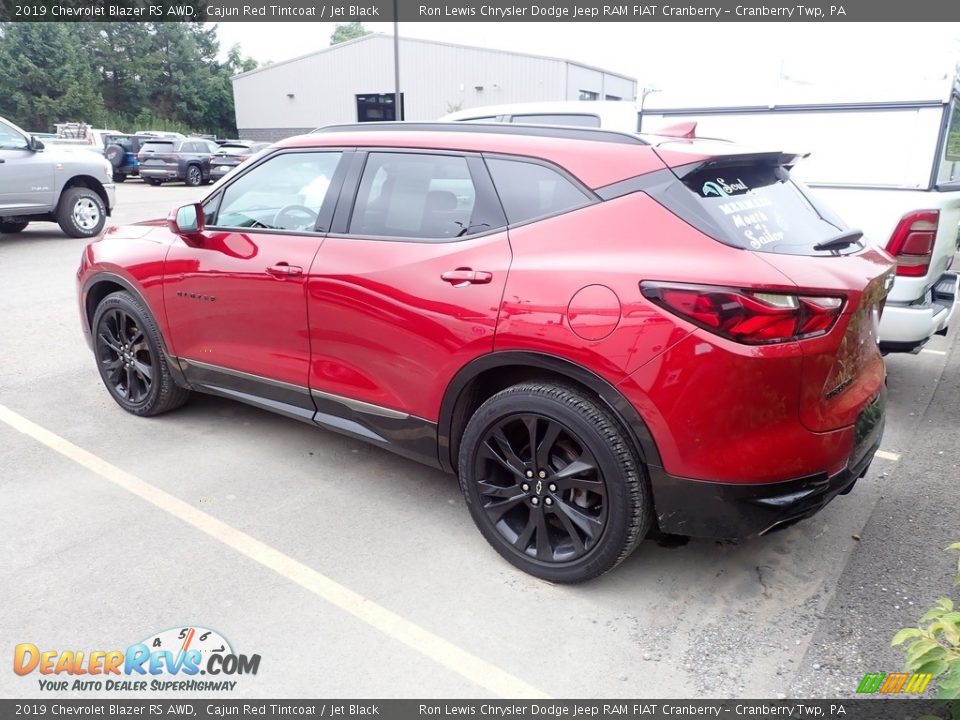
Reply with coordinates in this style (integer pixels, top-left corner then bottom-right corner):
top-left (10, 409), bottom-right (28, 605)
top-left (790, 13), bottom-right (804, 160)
top-left (1, 180), bottom-right (957, 699)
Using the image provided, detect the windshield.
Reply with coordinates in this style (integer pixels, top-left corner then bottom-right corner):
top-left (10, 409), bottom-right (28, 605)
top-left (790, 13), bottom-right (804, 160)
top-left (936, 98), bottom-right (960, 188)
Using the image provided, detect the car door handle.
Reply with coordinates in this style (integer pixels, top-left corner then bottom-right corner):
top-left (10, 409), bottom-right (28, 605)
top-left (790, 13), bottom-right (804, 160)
top-left (441, 269), bottom-right (493, 285)
top-left (266, 263), bottom-right (303, 278)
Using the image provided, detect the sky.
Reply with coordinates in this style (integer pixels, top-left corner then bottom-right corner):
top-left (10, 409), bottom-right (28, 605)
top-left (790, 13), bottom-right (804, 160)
top-left (216, 22), bottom-right (960, 103)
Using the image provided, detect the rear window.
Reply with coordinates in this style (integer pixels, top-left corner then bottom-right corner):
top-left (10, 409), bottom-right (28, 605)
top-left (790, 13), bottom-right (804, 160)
top-left (674, 162), bottom-right (853, 255)
top-left (141, 141), bottom-right (174, 153)
top-left (937, 98), bottom-right (960, 188)
top-left (219, 145), bottom-right (252, 156)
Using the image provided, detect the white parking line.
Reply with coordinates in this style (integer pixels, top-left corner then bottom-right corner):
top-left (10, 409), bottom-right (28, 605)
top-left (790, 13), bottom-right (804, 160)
top-left (0, 403), bottom-right (550, 700)
top-left (920, 349), bottom-right (948, 356)
top-left (875, 450), bottom-right (902, 461)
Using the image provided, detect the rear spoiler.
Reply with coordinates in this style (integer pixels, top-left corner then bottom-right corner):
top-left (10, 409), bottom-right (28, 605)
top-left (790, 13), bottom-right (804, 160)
top-left (656, 149), bottom-right (811, 179)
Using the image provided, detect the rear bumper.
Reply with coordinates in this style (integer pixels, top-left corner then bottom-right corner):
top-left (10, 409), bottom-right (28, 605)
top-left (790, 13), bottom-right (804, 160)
top-left (879, 271), bottom-right (958, 351)
top-left (650, 388), bottom-right (885, 538)
top-left (140, 166), bottom-right (183, 180)
top-left (210, 165), bottom-right (237, 178)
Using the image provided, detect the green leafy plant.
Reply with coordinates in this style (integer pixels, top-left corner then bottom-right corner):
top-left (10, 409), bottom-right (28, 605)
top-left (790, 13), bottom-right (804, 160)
top-left (892, 543), bottom-right (960, 699)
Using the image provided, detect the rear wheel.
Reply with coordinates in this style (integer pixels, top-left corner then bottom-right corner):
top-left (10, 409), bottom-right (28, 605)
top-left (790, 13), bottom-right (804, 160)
top-left (57, 187), bottom-right (106, 238)
top-left (185, 165), bottom-right (203, 187)
top-left (92, 291), bottom-right (190, 416)
top-left (112, 173), bottom-right (127, 183)
top-left (458, 382), bottom-right (652, 583)
top-left (0, 220), bottom-right (29, 234)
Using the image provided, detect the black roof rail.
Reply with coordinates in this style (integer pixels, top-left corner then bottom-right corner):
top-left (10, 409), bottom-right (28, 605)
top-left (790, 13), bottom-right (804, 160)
top-left (311, 121), bottom-right (648, 146)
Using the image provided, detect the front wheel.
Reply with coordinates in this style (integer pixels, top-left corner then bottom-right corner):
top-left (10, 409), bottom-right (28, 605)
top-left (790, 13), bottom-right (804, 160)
top-left (92, 292), bottom-right (190, 416)
top-left (57, 187), bottom-right (106, 238)
top-left (458, 382), bottom-right (652, 583)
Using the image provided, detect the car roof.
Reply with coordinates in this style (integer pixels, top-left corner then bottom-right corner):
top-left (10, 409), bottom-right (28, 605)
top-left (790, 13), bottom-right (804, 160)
top-left (279, 122), bottom-right (660, 189)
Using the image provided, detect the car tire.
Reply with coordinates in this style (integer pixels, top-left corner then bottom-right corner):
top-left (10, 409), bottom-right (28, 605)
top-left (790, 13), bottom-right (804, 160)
top-left (92, 291), bottom-right (190, 417)
top-left (104, 144), bottom-right (124, 168)
top-left (146, 179), bottom-right (161, 186)
top-left (113, 173), bottom-right (126, 183)
top-left (458, 382), bottom-right (652, 583)
top-left (56, 187), bottom-right (106, 238)
top-left (185, 165), bottom-right (203, 187)
top-left (0, 220), bottom-right (29, 234)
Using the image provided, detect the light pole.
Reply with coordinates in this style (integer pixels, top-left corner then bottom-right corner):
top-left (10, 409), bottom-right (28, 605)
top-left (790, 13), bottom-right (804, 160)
top-left (637, 86), bottom-right (660, 133)
top-left (393, 0), bottom-right (401, 120)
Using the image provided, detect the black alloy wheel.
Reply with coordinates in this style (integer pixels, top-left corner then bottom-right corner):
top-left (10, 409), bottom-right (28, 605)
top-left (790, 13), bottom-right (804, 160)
top-left (475, 413), bottom-right (608, 563)
top-left (92, 292), bottom-right (189, 416)
top-left (459, 383), bottom-right (651, 583)
top-left (96, 307), bottom-right (154, 405)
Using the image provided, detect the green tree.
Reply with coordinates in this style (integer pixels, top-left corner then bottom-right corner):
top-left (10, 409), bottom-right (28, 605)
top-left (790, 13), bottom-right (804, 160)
top-left (330, 22), bottom-right (370, 45)
top-left (0, 22), bottom-right (104, 131)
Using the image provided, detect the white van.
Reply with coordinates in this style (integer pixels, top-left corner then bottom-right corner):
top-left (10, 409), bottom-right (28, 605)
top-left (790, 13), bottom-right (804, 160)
top-left (442, 87), bottom-right (960, 353)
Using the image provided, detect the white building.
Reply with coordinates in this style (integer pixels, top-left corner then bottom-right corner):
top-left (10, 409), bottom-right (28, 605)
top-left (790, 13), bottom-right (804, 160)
top-left (232, 34), bottom-right (637, 141)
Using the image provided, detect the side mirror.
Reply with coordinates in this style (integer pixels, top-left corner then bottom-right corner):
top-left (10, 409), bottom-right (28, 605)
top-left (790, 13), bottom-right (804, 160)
top-left (29, 136), bottom-right (45, 151)
top-left (168, 203), bottom-right (205, 238)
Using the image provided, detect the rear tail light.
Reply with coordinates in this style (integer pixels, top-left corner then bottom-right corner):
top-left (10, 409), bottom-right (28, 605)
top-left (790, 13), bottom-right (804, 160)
top-left (640, 282), bottom-right (844, 345)
top-left (886, 210), bottom-right (938, 277)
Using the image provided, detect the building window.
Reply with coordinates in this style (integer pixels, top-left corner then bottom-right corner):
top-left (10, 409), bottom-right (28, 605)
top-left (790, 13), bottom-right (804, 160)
top-left (605, 95), bottom-right (622, 101)
top-left (356, 93), bottom-right (405, 122)
top-left (579, 90), bottom-right (599, 101)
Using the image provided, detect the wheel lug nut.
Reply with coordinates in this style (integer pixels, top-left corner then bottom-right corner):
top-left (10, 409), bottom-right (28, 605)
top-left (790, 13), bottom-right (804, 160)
top-left (521, 483), bottom-right (530, 492)
top-left (531, 497), bottom-right (539, 506)
top-left (538, 470), bottom-right (547, 479)
top-left (544, 497), bottom-right (553, 506)
top-left (548, 483), bottom-right (557, 492)
top-left (525, 470), bottom-right (534, 478)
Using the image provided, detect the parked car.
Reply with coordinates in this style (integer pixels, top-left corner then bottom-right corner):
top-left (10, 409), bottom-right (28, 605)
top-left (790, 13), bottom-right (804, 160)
top-left (444, 89), bottom-right (960, 354)
top-left (135, 131), bottom-right (186, 140)
top-left (78, 123), bottom-right (893, 582)
top-left (209, 142), bottom-right (270, 180)
top-left (137, 137), bottom-right (220, 186)
top-left (1, 115), bottom-right (115, 238)
top-left (102, 133), bottom-right (143, 183)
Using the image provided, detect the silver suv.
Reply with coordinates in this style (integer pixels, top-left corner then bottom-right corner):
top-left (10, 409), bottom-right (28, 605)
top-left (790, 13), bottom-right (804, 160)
top-left (0, 115), bottom-right (116, 238)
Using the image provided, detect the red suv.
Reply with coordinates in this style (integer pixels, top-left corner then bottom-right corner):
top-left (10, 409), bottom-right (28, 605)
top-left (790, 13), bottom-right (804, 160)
top-left (78, 123), bottom-right (893, 582)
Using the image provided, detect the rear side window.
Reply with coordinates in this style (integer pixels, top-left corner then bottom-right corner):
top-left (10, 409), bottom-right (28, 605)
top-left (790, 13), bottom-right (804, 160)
top-left (349, 153), bottom-right (478, 239)
top-left (675, 163), bottom-right (850, 255)
top-left (486, 158), bottom-right (592, 225)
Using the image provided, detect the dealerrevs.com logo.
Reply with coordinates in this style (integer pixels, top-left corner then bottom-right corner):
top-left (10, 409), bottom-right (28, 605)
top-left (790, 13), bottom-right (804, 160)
top-left (14, 626), bottom-right (261, 692)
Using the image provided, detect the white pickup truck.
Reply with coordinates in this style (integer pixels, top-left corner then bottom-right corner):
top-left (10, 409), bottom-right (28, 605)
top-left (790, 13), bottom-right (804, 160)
top-left (1, 115), bottom-right (116, 238)
top-left (442, 84), bottom-right (960, 354)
